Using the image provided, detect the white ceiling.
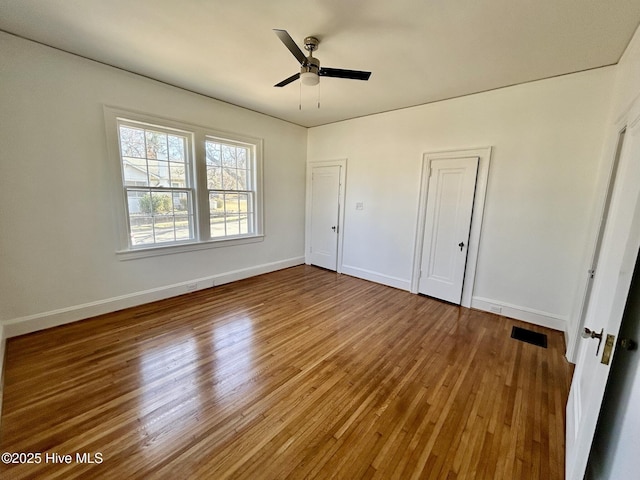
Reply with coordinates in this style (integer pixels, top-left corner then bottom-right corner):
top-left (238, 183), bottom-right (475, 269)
top-left (2, 0), bottom-right (640, 127)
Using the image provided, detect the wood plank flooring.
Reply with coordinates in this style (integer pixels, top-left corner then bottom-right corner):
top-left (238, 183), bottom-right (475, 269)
top-left (0, 265), bottom-right (573, 479)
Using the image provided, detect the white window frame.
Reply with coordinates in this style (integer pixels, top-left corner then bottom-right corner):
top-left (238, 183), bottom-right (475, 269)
top-left (204, 136), bottom-right (258, 240)
top-left (104, 106), bottom-right (264, 260)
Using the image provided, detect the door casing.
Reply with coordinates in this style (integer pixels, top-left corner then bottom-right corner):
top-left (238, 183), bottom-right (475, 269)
top-left (412, 147), bottom-right (492, 307)
top-left (305, 159), bottom-right (347, 272)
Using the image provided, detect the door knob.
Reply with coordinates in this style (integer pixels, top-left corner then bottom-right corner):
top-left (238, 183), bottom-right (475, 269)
top-left (583, 327), bottom-right (604, 356)
top-left (582, 327), bottom-right (603, 340)
top-left (618, 338), bottom-right (638, 351)
top-left (458, 242), bottom-right (465, 251)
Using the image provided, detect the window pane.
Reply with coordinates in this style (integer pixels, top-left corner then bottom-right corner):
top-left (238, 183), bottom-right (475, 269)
top-left (226, 217), bottom-right (240, 236)
top-left (129, 215), bottom-right (154, 246)
top-left (154, 216), bottom-right (175, 243)
top-left (145, 131), bottom-right (168, 160)
top-left (149, 192), bottom-right (172, 214)
top-left (119, 126), bottom-right (146, 158)
top-left (209, 192), bottom-right (224, 214)
top-left (233, 195), bottom-right (241, 215)
top-left (206, 142), bottom-right (221, 166)
top-left (210, 193), bottom-right (222, 236)
top-left (168, 135), bottom-right (185, 161)
top-left (221, 144), bottom-right (236, 168)
top-left (239, 213), bottom-right (253, 234)
top-left (237, 193), bottom-right (249, 213)
top-left (172, 191), bottom-right (189, 215)
top-left (127, 190), bottom-right (145, 215)
top-left (123, 158), bottom-right (149, 186)
top-left (210, 216), bottom-right (226, 237)
top-left (170, 164), bottom-right (187, 187)
top-left (207, 166), bottom-right (223, 189)
top-left (237, 147), bottom-right (248, 169)
top-left (210, 192), bottom-right (226, 238)
top-left (174, 215), bottom-right (193, 241)
top-left (148, 160), bottom-right (170, 187)
top-left (146, 160), bottom-right (159, 186)
top-left (222, 169), bottom-right (238, 190)
top-left (236, 169), bottom-right (248, 190)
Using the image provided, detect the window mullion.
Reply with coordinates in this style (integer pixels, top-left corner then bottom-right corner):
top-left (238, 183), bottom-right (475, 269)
top-left (193, 131), bottom-right (210, 242)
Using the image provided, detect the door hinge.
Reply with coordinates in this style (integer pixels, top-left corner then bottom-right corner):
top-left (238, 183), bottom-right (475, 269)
top-left (588, 269), bottom-right (596, 279)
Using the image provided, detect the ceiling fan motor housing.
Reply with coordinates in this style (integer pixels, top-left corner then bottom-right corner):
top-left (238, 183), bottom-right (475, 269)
top-left (302, 36), bottom-right (320, 78)
top-left (302, 57), bottom-right (320, 75)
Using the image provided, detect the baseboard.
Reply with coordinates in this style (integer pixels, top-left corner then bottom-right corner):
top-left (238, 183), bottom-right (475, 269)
top-left (471, 296), bottom-right (568, 332)
top-left (341, 265), bottom-right (411, 291)
top-left (2, 257), bottom-right (305, 339)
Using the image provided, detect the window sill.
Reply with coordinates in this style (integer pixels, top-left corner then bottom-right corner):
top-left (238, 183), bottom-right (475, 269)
top-left (116, 235), bottom-right (264, 261)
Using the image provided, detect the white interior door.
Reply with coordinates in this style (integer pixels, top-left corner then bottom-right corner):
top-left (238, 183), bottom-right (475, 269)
top-left (566, 110), bottom-right (640, 480)
top-left (567, 129), bottom-right (627, 362)
top-left (418, 157), bottom-right (479, 304)
top-left (309, 165), bottom-right (341, 271)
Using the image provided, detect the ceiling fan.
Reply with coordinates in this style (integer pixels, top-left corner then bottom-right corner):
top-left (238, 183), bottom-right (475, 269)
top-left (273, 29), bottom-right (372, 87)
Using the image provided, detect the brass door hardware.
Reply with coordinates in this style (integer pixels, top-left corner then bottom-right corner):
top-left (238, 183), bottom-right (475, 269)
top-left (618, 337), bottom-right (638, 351)
top-left (601, 334), bottom-right (616, 365)
top-left (582, 327), bottom-right (604, 356)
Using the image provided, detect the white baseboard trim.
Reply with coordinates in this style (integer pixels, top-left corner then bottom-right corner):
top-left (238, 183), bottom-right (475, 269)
top-left (2, 257), bottom-right (305, 339)
top-left (471, 296), bottom-right (568, 332)
top-left (341, 265), bottom-right (411, 291)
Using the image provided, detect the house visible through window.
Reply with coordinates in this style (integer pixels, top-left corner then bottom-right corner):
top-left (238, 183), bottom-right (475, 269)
top-left (109, 110), bottom-right (263, 254)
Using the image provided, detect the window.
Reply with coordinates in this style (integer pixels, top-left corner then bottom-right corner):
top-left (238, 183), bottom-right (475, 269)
top-left (206, 139), bottom-right (255, 238)
top-left (106, 108), bottom-right (263, 257)
top-left (119, 122), bottom-right (195, 246)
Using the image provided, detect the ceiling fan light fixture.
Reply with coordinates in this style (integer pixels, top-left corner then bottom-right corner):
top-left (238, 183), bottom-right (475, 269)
top-left (300, 71), bottom-right (319, 86)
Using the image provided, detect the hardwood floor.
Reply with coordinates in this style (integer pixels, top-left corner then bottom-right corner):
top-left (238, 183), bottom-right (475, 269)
top-left (0, 265), bottom-right (573, 479)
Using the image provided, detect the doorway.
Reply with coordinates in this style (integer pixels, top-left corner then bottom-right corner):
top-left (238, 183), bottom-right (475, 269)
top-left (305, 160), bottom-right (347, 272)
top-left (412, 147), bottom-right (492, 307)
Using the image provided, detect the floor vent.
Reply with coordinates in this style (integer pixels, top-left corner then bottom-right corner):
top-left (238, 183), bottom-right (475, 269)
top-left (511, 326), bottom-right (548, 348)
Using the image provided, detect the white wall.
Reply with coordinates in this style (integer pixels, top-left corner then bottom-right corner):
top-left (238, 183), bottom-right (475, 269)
top-left (308, 67), bottom-right (615, 331)
top-left (0, 33), bottom-right (307, 333)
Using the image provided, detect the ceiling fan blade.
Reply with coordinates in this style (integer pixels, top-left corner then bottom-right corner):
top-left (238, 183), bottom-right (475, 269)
top-left (319, 68), bottom-right (372, 81)
top-left (273, 29), bottom-right (306, 65)
top-left (274, 72), bottom-right (300, 87)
